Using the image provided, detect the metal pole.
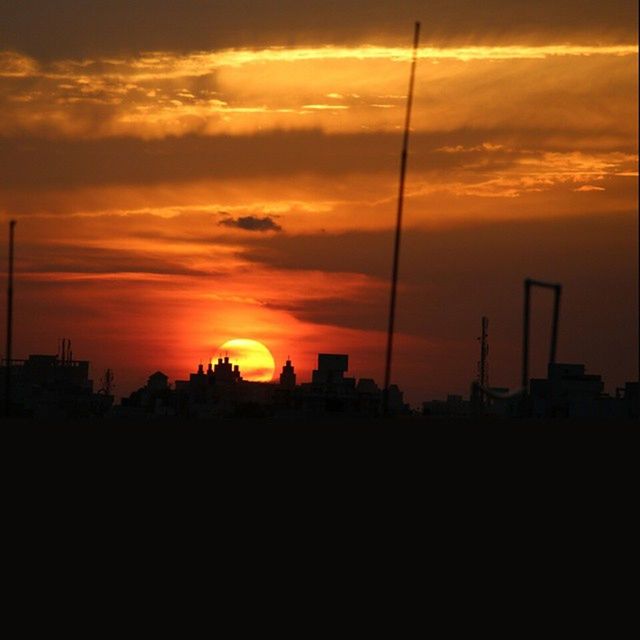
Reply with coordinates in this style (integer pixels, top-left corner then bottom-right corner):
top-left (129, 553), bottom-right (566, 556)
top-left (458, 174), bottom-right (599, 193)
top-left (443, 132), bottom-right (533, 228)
top-left (522, 278), bottom-right (531, 390)
top-left (5, 220), bottom-right (16, 417)
top-left (550, 285), bottom-right (562, 366)
top-left (480, 316), bottom-right (488, 388)
top-left (383, 21), bottom-right (420, 415)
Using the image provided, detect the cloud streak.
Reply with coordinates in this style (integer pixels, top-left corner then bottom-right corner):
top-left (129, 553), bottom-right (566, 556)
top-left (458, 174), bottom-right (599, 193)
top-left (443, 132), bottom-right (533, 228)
top-left (4, 44), bottom-right (638, 80)
top-left (0, 43), bottom-right (636, 138)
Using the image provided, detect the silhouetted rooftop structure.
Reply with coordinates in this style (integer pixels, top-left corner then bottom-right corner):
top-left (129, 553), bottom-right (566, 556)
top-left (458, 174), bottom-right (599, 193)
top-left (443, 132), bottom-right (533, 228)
top-left (0, 346), bottom-right (111, 418)
top-left (529, 362), bottom-right (630, 419)
top-left (300, 353), bottom-right (406, 416)
top-left (279, 358), bottom-right (296, 390)
top-left (429, 361), bottom-right (638, 421)
top-left (312, 353), bottom-right (349, 385)
top-left (147, 371), bottom-right (169, 392)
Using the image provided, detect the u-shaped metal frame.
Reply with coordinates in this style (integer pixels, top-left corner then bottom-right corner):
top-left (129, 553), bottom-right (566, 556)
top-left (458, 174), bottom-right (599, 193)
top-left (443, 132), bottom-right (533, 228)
top-left (522, 278), bottom-right (562, 390)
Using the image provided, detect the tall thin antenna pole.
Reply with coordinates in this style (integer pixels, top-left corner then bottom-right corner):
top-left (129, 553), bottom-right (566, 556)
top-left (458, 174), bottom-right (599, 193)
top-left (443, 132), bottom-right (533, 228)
top-left (479, 316), bottom-right (489, 389)
top-left (5, 220), bottom-right (16, 417)
top-left (383, 21), bottom-right (420, 414)
top-left (550, 285), bottom-right (561, 366)
top-left (522, 279), bottom-right (531, 391)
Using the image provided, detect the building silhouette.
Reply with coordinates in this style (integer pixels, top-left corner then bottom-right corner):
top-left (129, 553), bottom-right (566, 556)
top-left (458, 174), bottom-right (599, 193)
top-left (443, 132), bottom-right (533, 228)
top-left (293, 353), bottom-right (407, 416)
top-left (423, 362), bottom-right (638, 420)
top-left (530, 363), bottom-right (638, 419)
top-left (423, 394), bottom-right (471, 417)
top-left (279, 358), bottom-right (296, 389)
top-left (119, 356), bottom-right (272, 418)
top-left (118, 352), bottom-right (408, 418)
top-left (120, 370), bottom-right (173, 415)
top-left (0, 344), bottom-right (112, 418)
top-left (147, 371), bottom-right (169, 392)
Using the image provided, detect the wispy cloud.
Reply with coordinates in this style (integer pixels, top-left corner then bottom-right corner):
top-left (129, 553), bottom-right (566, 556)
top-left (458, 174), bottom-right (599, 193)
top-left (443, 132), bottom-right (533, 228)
top-left (3, 44), bottom-right (637, 80)
top-left (0, 43), bottom-right (636, 139)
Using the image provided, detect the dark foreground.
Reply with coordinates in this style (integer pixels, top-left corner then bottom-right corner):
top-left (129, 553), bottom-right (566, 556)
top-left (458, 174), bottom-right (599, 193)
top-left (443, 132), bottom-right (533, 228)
top-left (2, 413), bottom-right (638, 433)
top-left (4, 414), bottom-right (637, 510)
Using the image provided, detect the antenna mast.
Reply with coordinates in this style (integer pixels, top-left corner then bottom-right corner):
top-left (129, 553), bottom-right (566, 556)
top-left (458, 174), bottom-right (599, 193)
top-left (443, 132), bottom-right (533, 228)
top-left (383, 21), bottom-right (420, 414)
top-left (478, 316), bottom-right (489, 389)
top-left (4, 220), bottom-right (16, 417)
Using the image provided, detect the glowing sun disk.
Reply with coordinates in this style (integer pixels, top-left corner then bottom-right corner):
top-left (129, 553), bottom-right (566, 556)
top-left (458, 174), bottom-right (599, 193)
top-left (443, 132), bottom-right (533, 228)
top-left (215, 338), bottom-right (276, 382)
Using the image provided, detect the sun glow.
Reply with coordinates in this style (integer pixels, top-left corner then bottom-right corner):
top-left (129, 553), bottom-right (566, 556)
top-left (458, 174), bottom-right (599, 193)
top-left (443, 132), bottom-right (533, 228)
top-left (216, 338), bottom-right (276, 382)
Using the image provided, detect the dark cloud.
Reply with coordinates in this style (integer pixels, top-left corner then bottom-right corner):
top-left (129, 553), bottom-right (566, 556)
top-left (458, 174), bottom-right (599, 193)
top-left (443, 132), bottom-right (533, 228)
top-left (15, 244), bottom-right (216, 277)
top-left (219, 215), bottom-right (282, 232)
top-left (247, 211), bottom-right (638, 389)
top-left (265, 297), bottom-right (387, 333)
top-left (0, 128), bottom-right (635, 194)
top-left (256, 212), bottom-right (635, 315)
top-left (1, 1), bottom-right (636, 60)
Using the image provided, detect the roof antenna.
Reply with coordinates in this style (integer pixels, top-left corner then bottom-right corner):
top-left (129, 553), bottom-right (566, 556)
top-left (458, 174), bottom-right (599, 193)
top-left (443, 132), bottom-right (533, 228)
top-left (383, 22), bottom-right (420, 415)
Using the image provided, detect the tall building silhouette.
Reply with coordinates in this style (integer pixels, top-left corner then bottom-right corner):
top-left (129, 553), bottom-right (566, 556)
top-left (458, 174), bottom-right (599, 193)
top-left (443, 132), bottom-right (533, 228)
top-left (279, 358), bottom-right (296, 389)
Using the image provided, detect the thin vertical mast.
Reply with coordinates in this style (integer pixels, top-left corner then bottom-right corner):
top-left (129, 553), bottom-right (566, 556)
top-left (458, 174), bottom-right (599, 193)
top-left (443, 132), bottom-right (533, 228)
top-left (5, 220), bottom-right (16, 417)
top-left (479, 316), bottom-right (488, 388)
top-left (383, 21), bottom-right (420, 414)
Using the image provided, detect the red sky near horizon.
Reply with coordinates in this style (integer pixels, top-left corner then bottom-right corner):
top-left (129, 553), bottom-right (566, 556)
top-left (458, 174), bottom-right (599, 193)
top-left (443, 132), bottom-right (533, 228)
top-left (0, 1), bottom-right (638, 403)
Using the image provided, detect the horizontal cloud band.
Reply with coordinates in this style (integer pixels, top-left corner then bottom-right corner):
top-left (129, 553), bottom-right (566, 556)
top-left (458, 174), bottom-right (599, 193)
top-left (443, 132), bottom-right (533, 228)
top-left (2, 44), bottom-right (638, 80)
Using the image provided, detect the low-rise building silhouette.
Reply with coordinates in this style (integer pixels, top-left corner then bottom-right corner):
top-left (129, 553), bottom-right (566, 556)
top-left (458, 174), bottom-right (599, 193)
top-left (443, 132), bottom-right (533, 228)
top-left (147, 371), bottom-right (169, 393)
top-left (423, 394), bottom-right (471, 417)
top-left (121, 370), bottom-right (174, 415)
top-left (118, 352), bottom-right (408, 418)
top-left (422, 362), bottom-right (638, 421)
top-left (295, 353), bottom-right (407, 415)
top-left (0, 345), bottom-right (112, 418)
top-left (530, 363), bottom-right (638, 419)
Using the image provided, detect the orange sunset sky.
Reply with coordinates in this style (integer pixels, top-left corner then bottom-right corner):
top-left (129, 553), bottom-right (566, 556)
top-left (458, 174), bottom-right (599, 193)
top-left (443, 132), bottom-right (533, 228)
top-left (0, 1), bottom-right (638, 402)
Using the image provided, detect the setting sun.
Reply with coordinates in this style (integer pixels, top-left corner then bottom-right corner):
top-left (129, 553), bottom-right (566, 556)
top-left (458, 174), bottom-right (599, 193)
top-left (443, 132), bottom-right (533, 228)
top-left (215, 339), bottom-right (276, 382)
